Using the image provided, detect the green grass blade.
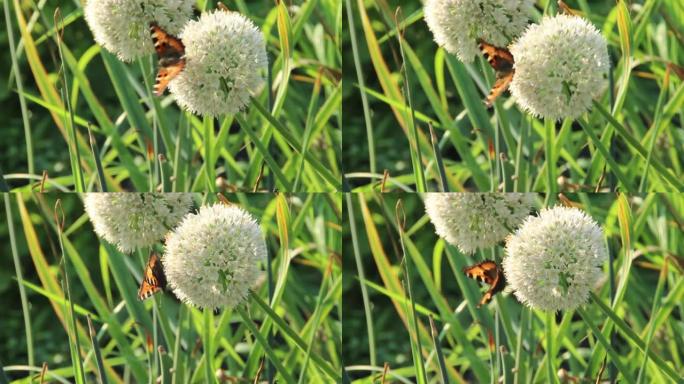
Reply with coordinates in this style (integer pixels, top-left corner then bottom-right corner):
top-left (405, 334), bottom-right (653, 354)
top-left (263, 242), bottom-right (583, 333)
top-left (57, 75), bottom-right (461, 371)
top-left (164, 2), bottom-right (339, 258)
top-left (87, 315), bottom-right (108, 384)
top-left (4, 0), bottom-right (33, 175)
top-left (577, 307), bottom-right (635, 384)
top-left (4, 194), bottom-right (34, 367)
top-left (345, 194), bottom-right (376, 365)
top-left (590, 293), bottom-right (682, 382)
top-left (428, 316), bottom-right (448, 384)
top-left (345, 0), bottom-right (376, 173)
top-left (236, 306), bottom-right (296, 383)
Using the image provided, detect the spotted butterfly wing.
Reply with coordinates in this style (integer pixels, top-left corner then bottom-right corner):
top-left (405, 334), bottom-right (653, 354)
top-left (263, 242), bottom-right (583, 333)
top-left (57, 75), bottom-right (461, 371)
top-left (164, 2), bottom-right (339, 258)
top-left (138, 252), bottom-right (166, 300)
top-left (463, 260), bottom-right (506, 307)
top-left (150, 23), bottom-right (185, 96)
top-left (477, 39), bottom-right (515, 108)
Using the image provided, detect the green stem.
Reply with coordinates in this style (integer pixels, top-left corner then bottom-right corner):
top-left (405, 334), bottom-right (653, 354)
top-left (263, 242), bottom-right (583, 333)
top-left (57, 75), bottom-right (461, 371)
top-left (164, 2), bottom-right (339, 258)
top-left (546, 312), bottom-right (556, 384)
top-left (236, 305), bottom-right (296, 383)
top-left (544, 119), bottom-right (556, 199)
top-left (203, 308), bottom-right (215, 384)
top-left (4, 194), bottom-right (34, 367)
top-left (345, 0), bottom-right (375, 174)
top-left (345, 194), bottom-right (376, 365)
top-left (4, 0), bottom-right (33, 175)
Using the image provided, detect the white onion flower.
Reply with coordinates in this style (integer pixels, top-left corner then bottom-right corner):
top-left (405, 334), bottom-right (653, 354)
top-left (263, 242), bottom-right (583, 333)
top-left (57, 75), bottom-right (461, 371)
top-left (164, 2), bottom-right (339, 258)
top-left (84, 0), bottom-right (194, 62)
top-left (84, 193), bottom-right (195, 253)
top-left (424, 193), bottom-right (536, 254)
top-left (163, 204), bottom-right (267, 309)
top-left (503, 206), bottom-right (608, 311)
top-left (509, 14), bottom-right (610, 120)
top-left (424, 0), bottom-right (533, 62)
top-left (169, 10), bottom-right (268, 117)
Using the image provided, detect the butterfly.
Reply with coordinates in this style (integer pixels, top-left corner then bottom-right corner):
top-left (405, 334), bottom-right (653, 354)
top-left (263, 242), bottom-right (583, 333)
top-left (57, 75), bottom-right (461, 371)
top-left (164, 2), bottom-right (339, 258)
top-left (463, 260), bottom-right (506, 307)
top-left (150, 23), bottom-right (186, 96)
top-left (138, 252), bottom-right (166, 300)
top-left (477, 39), bottom-right (515, 108)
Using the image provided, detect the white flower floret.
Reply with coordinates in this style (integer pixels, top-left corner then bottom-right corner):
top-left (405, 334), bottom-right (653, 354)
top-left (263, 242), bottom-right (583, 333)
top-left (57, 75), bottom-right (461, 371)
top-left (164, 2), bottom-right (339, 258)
top-left (424, 0), bottom-right (533, 62)
top-left (509, 14), bottom-right (610, 120)
top-left (84, 193), bottom-right (195, 253)
top-left (169, 10), bottom-right (268, 117)
top-left (163, 204), bottom-right (267, 309)
top-left (424, 193), bottom-right (536, 254)
top-left (503, 206), bottom-right (608, 312)
top-left (84, 0), bottom-right (194, 62)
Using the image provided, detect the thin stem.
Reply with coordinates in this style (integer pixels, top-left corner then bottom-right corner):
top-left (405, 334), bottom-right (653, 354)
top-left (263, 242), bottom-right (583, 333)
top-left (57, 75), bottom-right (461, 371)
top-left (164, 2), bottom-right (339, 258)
top-left (203, 308), bottom-right (215, 384)
top-left (345, 0), bottom-right (376, 174)
top-left (346, 194), bottom-right (376, 365)
top-left (4, 194), bottom-right (34, 366)
top-left (545, 312), bottom-right (556, 384)
top-left (4, 0), bottom-right (33, 175)
top-left (544, 119), bottom-right (557, 202)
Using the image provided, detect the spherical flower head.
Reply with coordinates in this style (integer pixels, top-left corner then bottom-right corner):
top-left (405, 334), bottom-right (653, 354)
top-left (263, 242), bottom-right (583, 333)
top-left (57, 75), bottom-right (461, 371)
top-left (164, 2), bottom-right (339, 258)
top-left (424, 0), bottom-right (533, 62)
top-left (169, 10), bottom-right (268, 117)
top-left (424, 193), bottom-right (536, 254)
top-left (84, 193), bottom-right (195, 253)
top-left (84, 0), bottom-right (194, 62)
top-left (503, 206), bottom-right (608, 312)
top-left (509, 14), bottom-right (610, 120)
top-left (163, 204), bottom-right (267, 309)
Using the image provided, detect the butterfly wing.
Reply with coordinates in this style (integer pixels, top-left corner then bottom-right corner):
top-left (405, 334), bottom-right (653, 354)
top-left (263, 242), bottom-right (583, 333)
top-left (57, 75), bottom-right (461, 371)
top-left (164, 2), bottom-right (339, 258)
top-left (150, 23), bottom-right (186, 96)
top-left (153, 64), bottom-right (185, 96)
top-left (479, 267), bottom-right (506, 307)
top-left (150, 23), bottom-right (185, 60)
top-left (477, 39), bottom-right (514, 72)
top-left (484, 70), bottom-right (514, 108)
top-left (463, 260), bottom-right (499, 284)
top-left (477, 39), bottom-right (515, 107)
top-left (138, 252), bottom-right (166, 300)
top-left (463, 260), bottom-right (505, 307)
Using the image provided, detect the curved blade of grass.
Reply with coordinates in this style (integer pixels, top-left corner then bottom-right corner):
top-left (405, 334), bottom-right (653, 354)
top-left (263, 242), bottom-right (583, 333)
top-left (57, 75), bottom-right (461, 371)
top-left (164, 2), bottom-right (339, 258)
top-left (590, 292), bottom-right (682, 382)
top-left (236, 115), bottom-right (292, 190)
top-left (593, 101), bottom-right (683, 189)
top-left (578, 119), bottom-right (633, 190)
top-left (577, 307), bottom-right (635, 384)
top-left (59, 44), bottom-right (146, 189)
top-left (249, 292), bottom-right (340, 381)
top-left (236, 306), bottom-right (296, 383)
top-left (249, 96), bottom-right (340, 189)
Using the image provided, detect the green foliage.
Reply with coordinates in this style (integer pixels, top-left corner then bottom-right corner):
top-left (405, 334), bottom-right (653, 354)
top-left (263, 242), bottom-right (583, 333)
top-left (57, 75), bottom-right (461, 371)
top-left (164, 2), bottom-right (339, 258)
top-left (343, 193), bottom-right (684, 382)
top-left (343, 0), bottom-right (684, 192)
top-left (1, 192), bottom-right (341, 383)
top-left (1, 0), bottom-right (341, 192)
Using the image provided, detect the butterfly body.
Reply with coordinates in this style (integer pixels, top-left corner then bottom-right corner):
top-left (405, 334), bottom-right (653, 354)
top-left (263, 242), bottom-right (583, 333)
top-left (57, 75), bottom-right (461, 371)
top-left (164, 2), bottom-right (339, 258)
top-left (138, 252), bottom-right (166, 300)
top-left (150, 23), bottom-right (186, 96)
top-left (477, 39), bottom-right (515, 108)
top-left (463, 260), bottom-right (506, 307)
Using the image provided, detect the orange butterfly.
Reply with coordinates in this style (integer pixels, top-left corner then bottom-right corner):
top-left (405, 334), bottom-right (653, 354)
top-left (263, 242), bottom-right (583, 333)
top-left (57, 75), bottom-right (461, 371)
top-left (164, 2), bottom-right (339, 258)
top-left (463, 260), bottom-right (506, 307)
top-left (477, 39), bottom-right (515, 108)
top-left (150, 23), bottom-right (186, 96)
top-left (138, 252), bottom-right (166, 300)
